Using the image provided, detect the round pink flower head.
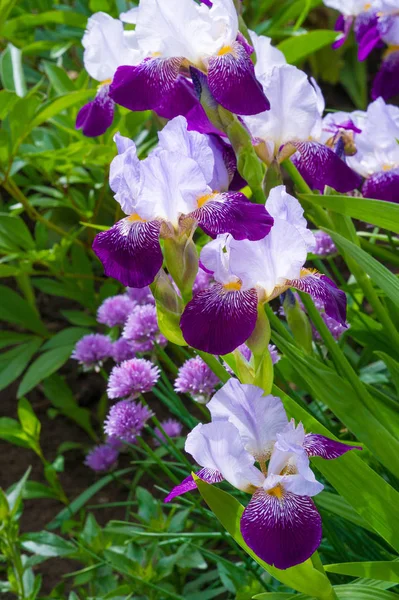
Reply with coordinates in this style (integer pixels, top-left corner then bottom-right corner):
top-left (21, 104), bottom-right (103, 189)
top-left (107, 358), bottom-right (160, 399)
top-left (126, 286), bottom-right (155, 306)
top-left (84, 443), bottom-right (118, 472)
top-left (154, 418), bottom-right (183, 446)
top-left (174, 356), bottom-right (219, 404)
top-left (104, 400), bottom-right (153, 444)
top-left (97, 294), bottom-right (135, 327)
top-left (313, 231), bottom-right (337, 257)
top-left (112, 337), bottom-right (136, 363)
top-left (123, 304), bottom-right (167, 353)
top-left (72, 334), bottom-right (113, 370)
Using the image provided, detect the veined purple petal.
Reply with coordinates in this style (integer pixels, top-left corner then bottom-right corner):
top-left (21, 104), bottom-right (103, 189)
top-left (303, 434), bottom-right (362, 459)
top-left (332, 15), bottom-right (353, 50)
top-left (208, 42), bottom-right (270, 116)
top-left (362, 169), bottom-right (399, 203)
top-left (110, 57), bottom-right (183, 112)
top-left (240, 488), bottom-right (322, 569)
top-left (291, 141), bottom-right (362, 193)
top-left (189, 192), bottom-right (273, 241)
top-left (76, 88), bottom-right (114, 137)
top-left (289, 272), bottom-right (347, 326)
top-left (93, 218), bottom-right (163, 288)
top-left (164, 467), bottom-right (223, 502)
top-left (155, 76), bottom-right (198, 120)
top-left (372, 51), bottom-right (399, 102)
top-left (180, 283), bottom-right (258, 354)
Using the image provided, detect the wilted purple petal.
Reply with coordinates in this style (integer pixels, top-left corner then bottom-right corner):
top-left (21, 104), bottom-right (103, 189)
top-left (303, 434), bottom-right (362, 459)
top-left (110, 57), bottom-right (183, 112)
top-left (164, 467), bottom-right (224, 503)
top-left (190, 192), bottom-right (273, 241)
top-left (291, 141), bottom-right (362, 193)
top-left (93, 218), bottom-right (163, 288)
top-left (362, 168), bottom-right (399, 203)
top-left (180, 283), bottom-right (258, 354)
top-left (372, 51), bottom-right (399, 102)
top-left (240, 488), bottom-right (322, 569)
top-left (208, 42), bottom-right (270, 116)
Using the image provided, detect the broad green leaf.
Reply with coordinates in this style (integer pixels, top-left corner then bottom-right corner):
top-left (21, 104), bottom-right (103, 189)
top-left (0, 339), bottom-right (42, 392)
top-left (6, 467), bottom-right (31, 516)
top-left (43, 374), bottom-right (97, 441)
top-left (30, 90), bottom-right (94, 130)
top-left (0, 43), bottom-right (26, 96)
top-left (0, 285), bottom-right (47, 336)
top-left (0, 213), bottom-right (35, 251)
top-left (0, 331), bottom-right (37, 350)
top-left (277, 30), bottom-right (339, 64)
top-left (18, 398), bottom-right (40, 440)
top-left (0, 89), bottom-right (18, 119)
top-left (375, 352), bottom-right (399, 397)
top-left (43, 61), bottom-right (76, 94)
top-left (326, 229), bottom-right (399, 306)
top-left (315, 492), bottom-right (374, 533)
top-left (41, 327), bottom-right (91, 350)
top-left (60, 310), bottom-right (97, 327)
top-left (273, 385), bottom-right (399, 553)
top-left (263, 0), bottom-right (321, 33)
top-left (2, 11), bottom-right (87, 40)
top-left (194, 477), bottom-right (334, 599)
top-left (0, 417), bottom-right (31, 449)
top-left (20, 532), bottom-right (75, 557)
top-left (254, 587), bottom-right (399, 600)
top-left (325, 562), bottom-right (399, 583)
top-left (299, 194), bottom-right (399, 234)
top-left (0, 0), bottom-right (18, 34)
top-left (17, 345), bottom-right (74, 398)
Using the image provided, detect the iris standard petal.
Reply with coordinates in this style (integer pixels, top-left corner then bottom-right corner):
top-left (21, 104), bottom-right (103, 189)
top-left (289, 271), bottom-right (347, 326)
top-left (240, 488), bottom-right (322, 569)
top-left (362, 168), bottom-right (399, 203)
top-left (93, 218), bottom-right (163, 288)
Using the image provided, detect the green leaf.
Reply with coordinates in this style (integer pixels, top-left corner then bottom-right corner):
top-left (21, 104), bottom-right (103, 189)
top-left (315, 492), bottom-right (374, 533)
top-left (326, 229), bottom-right (399, 306)
top-left (17, 345), bottom-right (74, 398)
top-left (0, 0), bottom-right (18, 34)
top-left (30, 90), bottom-right (94, 130)
top-left (332, 585), bottom-right (399, 599)
top-left (0, 417), bottom-right (31, 449)
top-left (0, 89), bottom-right (18, 119)
top-left (6, 467), bottom-right (31, 515)
top-left (0, 43), bottom-right (26, 96)
top-left (43, 61), bottom-right (76, 94)
top-left (42, 374), bottom-right (97, 441)
top-left (0, 213), bottom-right (35, 251)
top-left (0, 285), bottom-right (47, 336)
top-left (324, 562), bottom-right (399, 583)
top-left (194, 477), bottom-right (334, 599)
top-left (18, 398), bottom-right (41, 440)
top-left (299, 194), bottom-right (399, 235)
top-left (2, 11), bottom-right (87, 40)
top-left (375, 352), bottom-right (399, 397)
top-left (41, 327), bottom-right (91, 350)
top-left (0, 339), bottom-right (42, 392)
top-left (20, 532), bottom-right (75, 557)
top-left (0, 331), bottom-right (36, 350)
top-left (277, 30), bottom-right (339, 64)
top-left (60, 310), bottom-right (97, 327)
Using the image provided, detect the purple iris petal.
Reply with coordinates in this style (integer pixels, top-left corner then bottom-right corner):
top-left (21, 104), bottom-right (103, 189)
top-left (291, 141), bottom-right (362, 193)
top-left (93, 218), bottom-right (163, 288)
top-left (303, 434), bottom-right (362, 459)
top-left (76, 88), bottom-right (114, 137)
top-left (207, 42), bottom-right (270, 116)
top-left (372, 51), bottom-right (399, 102)
top-left (110, 57), bottom-right (182, 112)
top-left (164, 467), bottom-right (224, 502)
top-left (332, 15), bottom-right (353, 50)
top-left (362, 168), bottom-right (399, 203)
top-left (240, 488), bottom-right (322, 569)
top-left (354, 11), bottom-right (382, 60)
top-left (180, 283), bottom-right (258, 354)
top-left (290, 273), bottom-right (347, 326)
top-left (155, 76), bottom-right (199, 120)
top-left (189, 192), bottom-right (273, 241)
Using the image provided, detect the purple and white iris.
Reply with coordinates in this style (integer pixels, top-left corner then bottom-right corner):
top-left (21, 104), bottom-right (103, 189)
top-left (165, 379), bottom-right (361, 568)
top-left (109, 0), bottom-right (269, 117)
top-left (180, 186), bottom-right (347, 354)
top-left (93, 116), bottom-right (273, 288)
top-left (242, 41), bottom-right (362, 193)
top-left (76, 12), bottom-right (145, 136)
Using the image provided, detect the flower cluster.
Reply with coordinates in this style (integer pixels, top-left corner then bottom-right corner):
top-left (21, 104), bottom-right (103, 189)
top-left (324, 0), bottom-right (399, 101)
top-left (166, 379), bottom-right (361, 569)
top-left (174, 356), bottom-right (220, 403)
top-left (104, 399), bottom-right (153, 444)
top-left (107, 358), bottom-right (160, 400)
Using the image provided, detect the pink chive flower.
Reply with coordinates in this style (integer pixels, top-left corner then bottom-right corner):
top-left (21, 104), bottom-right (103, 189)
top-left (72, 334), bottom-right (113, 370)
top-left (84, 443), bottom-right (118, 472)
top-left (123, 304), bottom-right (167, 353)
top-left (174, 356), bottom-right (219, 404)
top-left (107, 358), bottom-right (160, 399)
top-left (97, 294), bottom-right (135, 327)
top-left (104, 400), bottom-right (153, 444)
top-left (112, 337), bottom-right (136, 363)
top-left (126, 286), bottom-right (155, 306)
top-left (313, 231), bottom-right (337, 256)
top-left (154, 419), bottom-right (183, 446)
